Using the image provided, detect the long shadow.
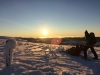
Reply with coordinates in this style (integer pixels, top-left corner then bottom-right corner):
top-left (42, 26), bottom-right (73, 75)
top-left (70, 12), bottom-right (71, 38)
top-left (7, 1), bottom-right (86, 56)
top-left (59, 51), bottom-right (100, 75)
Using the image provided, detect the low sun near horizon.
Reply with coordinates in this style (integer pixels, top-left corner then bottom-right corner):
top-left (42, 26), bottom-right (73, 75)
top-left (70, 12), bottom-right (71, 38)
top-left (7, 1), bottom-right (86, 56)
top-left (42, 30), bottom-right (48, 35)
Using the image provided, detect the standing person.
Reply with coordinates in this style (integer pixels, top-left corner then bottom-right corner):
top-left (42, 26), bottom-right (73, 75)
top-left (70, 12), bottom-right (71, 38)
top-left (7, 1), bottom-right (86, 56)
top-left (83, 30), bottom-right (98, 60)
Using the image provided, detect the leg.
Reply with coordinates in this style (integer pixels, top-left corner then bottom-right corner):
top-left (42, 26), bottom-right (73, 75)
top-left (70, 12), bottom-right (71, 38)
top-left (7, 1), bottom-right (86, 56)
top-left (83, 46), bottom-right (89, 59)
top-left (90, 47), bottom-right (98, 59)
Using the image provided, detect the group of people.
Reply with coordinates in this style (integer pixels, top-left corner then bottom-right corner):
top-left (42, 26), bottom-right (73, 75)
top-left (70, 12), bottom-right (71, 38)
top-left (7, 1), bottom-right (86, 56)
top-left (64, 30), bottom-right (98, 60)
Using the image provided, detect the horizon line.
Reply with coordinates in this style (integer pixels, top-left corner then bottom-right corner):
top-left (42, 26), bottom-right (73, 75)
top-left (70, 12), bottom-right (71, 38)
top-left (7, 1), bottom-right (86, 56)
top-left (1, 36), bottom-right (100, 38)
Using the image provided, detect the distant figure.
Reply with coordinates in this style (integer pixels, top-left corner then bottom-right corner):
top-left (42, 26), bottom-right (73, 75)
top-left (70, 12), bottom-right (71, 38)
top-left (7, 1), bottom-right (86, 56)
top-left (4, 39), bottom-right (17, 67)
top-left (83, 30), bottom-right (98, 60)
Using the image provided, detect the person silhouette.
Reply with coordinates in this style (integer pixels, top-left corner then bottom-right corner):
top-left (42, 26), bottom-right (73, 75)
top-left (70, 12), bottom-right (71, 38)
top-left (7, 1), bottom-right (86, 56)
top-left (83, 30), bottom-right (98, 60)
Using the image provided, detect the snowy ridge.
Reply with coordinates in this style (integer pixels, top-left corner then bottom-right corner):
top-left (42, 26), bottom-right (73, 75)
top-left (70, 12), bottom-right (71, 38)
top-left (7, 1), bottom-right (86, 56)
top-left (0, 38), bottom-right (100, 75)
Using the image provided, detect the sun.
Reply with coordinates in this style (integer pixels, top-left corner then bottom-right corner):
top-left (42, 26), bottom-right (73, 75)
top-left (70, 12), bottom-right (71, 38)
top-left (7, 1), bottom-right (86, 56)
top-left (42, 30), bottom-right (48, 35)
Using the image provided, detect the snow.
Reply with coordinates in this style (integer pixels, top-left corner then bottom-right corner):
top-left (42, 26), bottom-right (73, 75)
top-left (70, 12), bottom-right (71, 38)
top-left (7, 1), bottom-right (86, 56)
top-left (0, 38), bottom-right (100, 75)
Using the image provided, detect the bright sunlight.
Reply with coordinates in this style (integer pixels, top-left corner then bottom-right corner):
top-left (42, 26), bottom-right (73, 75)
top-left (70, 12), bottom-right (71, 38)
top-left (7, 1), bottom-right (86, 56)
top-left (42, 30), bottom-right (48, 35)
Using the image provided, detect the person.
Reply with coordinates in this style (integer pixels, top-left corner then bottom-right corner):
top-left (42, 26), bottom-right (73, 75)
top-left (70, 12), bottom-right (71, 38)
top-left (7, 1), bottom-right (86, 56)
top-left (83, 30), bottom-right (98, 60)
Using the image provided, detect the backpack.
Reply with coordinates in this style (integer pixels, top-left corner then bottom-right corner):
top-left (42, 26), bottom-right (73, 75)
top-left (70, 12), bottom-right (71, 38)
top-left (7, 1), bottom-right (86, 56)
top-left (90, 32), bottom-right (96, 44)
top-left (66, 46), bottom-right (81, 56)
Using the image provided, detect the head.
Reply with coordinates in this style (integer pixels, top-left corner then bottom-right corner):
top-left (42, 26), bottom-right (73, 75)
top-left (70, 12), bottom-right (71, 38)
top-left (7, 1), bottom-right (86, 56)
top-left (85, 30), bottom-right (88, 34)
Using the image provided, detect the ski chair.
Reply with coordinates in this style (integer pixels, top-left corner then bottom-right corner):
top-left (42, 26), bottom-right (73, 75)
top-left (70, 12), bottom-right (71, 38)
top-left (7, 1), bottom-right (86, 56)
top-left (65, 45), bottom-right (83, 56)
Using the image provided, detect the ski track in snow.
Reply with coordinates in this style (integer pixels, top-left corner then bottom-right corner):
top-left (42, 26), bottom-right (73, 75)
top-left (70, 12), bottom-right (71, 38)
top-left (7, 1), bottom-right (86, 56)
top-left (0, 39), bottom-right (100, 75)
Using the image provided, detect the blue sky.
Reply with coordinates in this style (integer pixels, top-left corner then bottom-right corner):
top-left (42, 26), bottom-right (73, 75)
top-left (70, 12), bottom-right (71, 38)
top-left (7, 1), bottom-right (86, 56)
top-left (0, 0), bottom-right (100, 38)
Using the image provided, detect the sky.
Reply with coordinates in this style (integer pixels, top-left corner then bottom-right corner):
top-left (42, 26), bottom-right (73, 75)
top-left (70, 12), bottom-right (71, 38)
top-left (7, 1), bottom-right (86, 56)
top-left (0, 0), bottom-right (100, 38)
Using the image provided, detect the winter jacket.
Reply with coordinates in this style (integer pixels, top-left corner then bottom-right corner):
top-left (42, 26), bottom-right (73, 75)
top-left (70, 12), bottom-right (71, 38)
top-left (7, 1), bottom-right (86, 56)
top-left (85, 33), bottom-right (92, 45)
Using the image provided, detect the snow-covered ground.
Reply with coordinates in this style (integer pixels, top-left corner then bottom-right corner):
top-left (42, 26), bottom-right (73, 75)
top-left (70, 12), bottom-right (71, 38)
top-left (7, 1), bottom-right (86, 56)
top-left (0, 39), bottom-right (100, 75)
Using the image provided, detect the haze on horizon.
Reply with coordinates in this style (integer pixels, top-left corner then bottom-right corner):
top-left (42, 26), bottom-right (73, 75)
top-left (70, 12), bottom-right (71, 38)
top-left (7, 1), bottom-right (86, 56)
top-left (0, 0), bottom-right (100, 38)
